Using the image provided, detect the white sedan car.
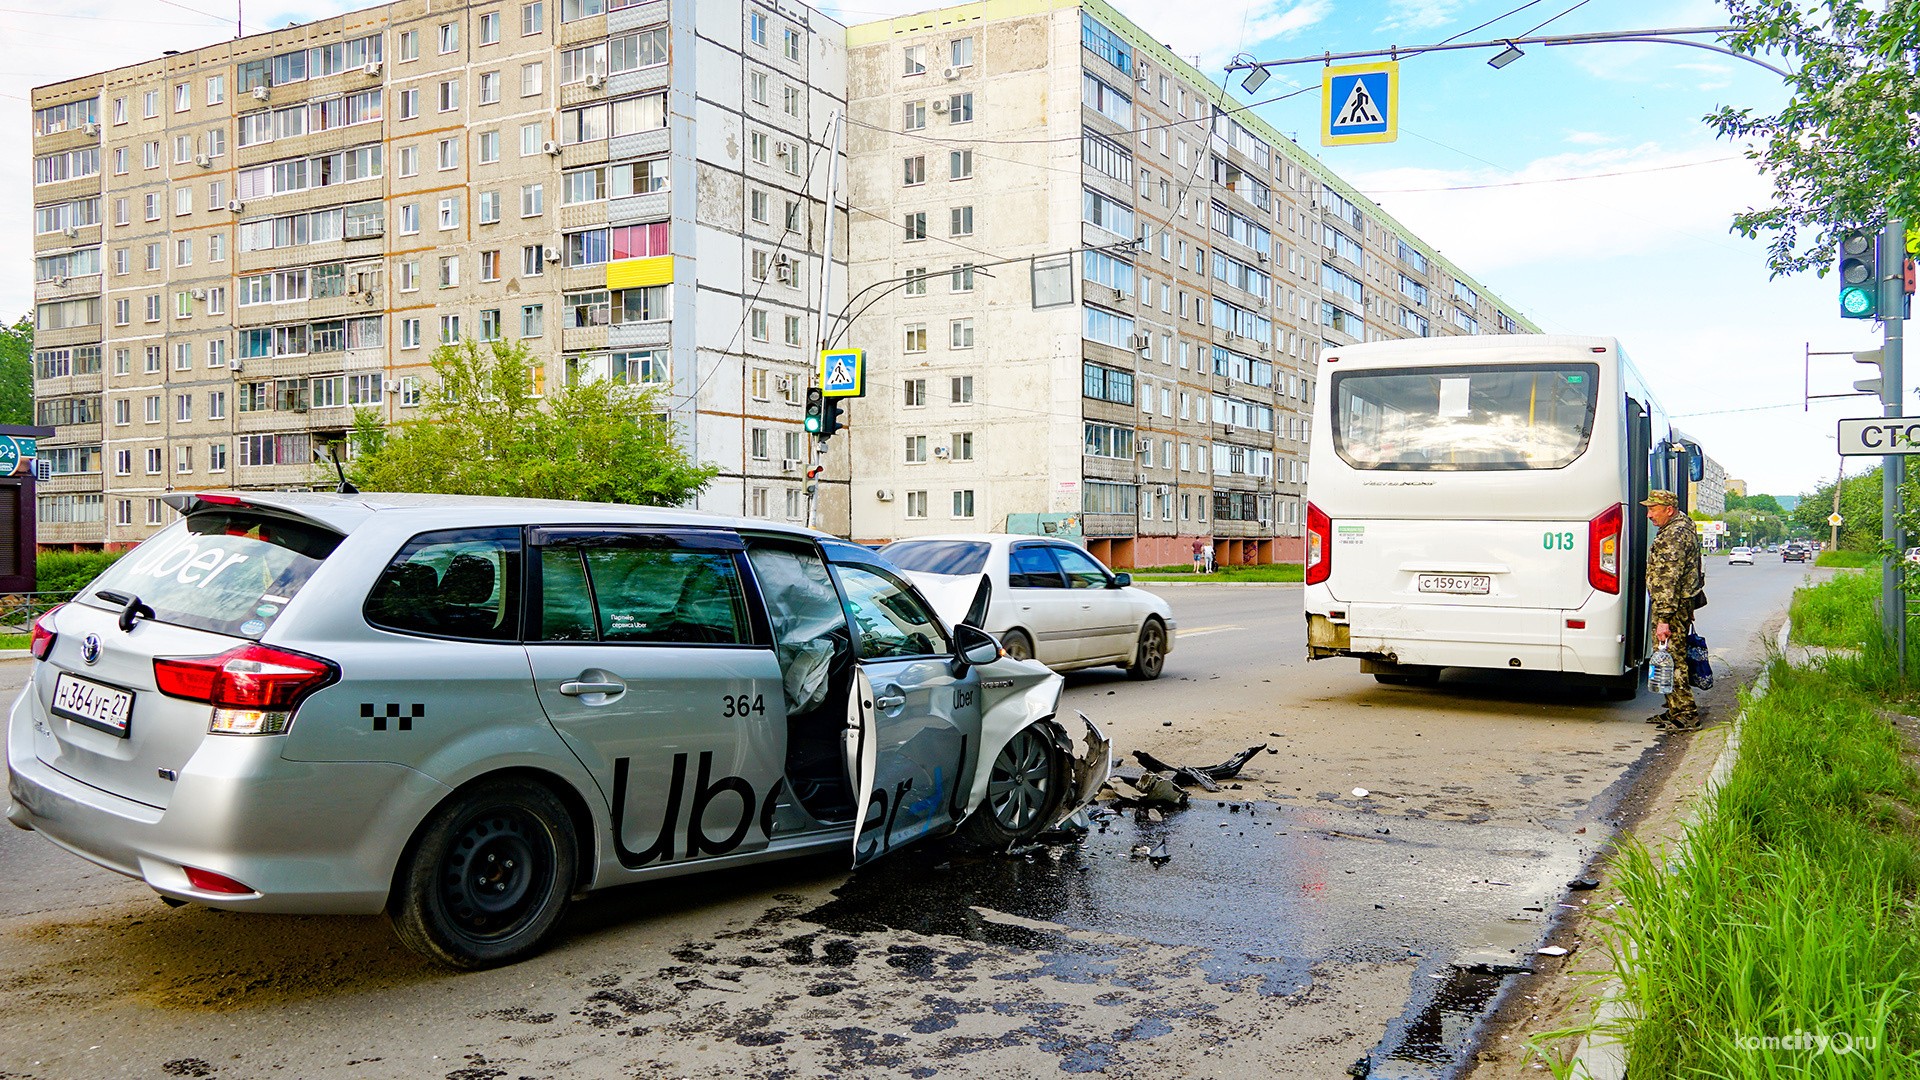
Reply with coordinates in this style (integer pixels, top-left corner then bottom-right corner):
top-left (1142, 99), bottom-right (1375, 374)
top-left (881, 535), bottom-right (1176, 679)
top-left (1728, 546), bottom-right (1754, 565)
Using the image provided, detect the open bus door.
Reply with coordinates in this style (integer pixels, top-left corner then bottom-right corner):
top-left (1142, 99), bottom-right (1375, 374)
top-left (1624, 398), bottom-right (1653, 671)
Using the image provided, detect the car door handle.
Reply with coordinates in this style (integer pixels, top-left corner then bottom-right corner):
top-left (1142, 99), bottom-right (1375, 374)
top-left (560, 680), bottom-right (626, 696)
top-left (876, 694), bottom-right (906, 710)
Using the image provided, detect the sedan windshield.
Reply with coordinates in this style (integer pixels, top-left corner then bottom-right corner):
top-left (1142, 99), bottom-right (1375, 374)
top-left (880, 540), bottom-right (991, 576)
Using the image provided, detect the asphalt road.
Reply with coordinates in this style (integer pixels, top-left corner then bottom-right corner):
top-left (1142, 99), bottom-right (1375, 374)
top-left (0, 556), bottom-right (1819, 1080)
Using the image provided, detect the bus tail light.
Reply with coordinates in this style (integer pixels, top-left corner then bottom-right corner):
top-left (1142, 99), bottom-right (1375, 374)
top-left (1306, 502), bottom-right (1332, 585)
top-left (1589, 504), bottom-right (1623, 594)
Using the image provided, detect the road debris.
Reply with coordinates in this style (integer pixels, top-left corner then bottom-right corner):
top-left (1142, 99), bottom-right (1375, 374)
top-left (1352, 787), bottom-right (1370, 798)
top-left (1566, 877), bottom-right (1601, 891)
top-left (1536, 945), bottom-right (1571, 957)
top-left (1129, 744), bottom-right (1267, 792)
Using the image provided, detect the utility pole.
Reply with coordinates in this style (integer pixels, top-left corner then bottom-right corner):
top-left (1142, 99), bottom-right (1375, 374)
top-left (1884, 217), bottom-right (1908, 675)
top-left (805, 109), bottom-right (843, 533)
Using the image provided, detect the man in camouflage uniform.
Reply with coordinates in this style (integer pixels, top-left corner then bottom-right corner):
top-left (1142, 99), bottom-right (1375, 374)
top-left (1644, 490), bottom-right (1703, 730)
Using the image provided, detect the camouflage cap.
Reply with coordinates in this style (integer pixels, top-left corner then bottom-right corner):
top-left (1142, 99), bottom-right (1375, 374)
top-left (1642, 490), bottom-right (1679, 508)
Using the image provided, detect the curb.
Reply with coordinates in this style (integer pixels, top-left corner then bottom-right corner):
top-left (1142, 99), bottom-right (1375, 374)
top-left (1563, 620), bottom-right (1773, 1080)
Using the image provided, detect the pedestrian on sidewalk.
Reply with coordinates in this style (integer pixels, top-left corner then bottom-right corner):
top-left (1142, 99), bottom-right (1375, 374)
top-left (1644, 489), bottom-right (1704, 730)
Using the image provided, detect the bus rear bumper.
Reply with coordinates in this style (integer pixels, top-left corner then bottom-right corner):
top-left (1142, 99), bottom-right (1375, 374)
top-left (1307, 602), bottom-right (1624, 674)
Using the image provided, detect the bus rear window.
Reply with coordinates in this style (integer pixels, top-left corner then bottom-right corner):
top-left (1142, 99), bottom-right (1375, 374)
top-left (1331, 363), bottom-right (1599, 471)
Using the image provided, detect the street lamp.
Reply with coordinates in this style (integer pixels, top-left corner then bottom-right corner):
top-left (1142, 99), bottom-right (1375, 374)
top-left (1239, 65), bottom-right (1270, 94)
top-left (1488, 42), bottom-right (1525, 68)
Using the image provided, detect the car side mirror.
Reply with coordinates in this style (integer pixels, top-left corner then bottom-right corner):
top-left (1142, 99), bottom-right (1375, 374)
top-left (953, 623), bottom-right (1002, 670)
top-left (1108, 572), bottom-right (1131, 588)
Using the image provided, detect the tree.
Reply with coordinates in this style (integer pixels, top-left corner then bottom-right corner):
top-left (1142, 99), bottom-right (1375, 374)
top-left (1794, 466), bottom-right (1884, 548)
top-left (1724, 491), bottom-right (1786, 516)
top-left (349, 339), bottom-right (718, 505)
top-left (0, 316), bottom-right (35, 426)
top-left (1708, 2), bottom-right (1920, 275)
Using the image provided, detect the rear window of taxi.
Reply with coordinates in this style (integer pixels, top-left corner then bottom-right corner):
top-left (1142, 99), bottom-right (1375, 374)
top-left (81, 511), bottom-right (341, 638)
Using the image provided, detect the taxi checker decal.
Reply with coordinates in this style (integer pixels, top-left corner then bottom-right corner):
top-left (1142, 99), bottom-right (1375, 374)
top-left (361, 702), bottom-right (425, 731)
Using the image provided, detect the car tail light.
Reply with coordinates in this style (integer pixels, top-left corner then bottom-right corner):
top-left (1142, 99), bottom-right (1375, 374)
top-left (1589, 504), bottom-right (1623, 594)
top-left (1305, 502), bottom-right (1332, 585)
top-left (30, 605), bottom-right (62, 660)
top-left (184, 866), bottom-right (256, 894)
top-left (153, 643), bottom-right (339, 736)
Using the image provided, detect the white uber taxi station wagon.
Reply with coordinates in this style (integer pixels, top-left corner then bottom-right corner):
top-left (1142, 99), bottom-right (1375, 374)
top-left (7, 492), bottom-right (1108, 968)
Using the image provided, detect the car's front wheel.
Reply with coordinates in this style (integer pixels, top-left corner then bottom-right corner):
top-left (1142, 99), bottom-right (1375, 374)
top-left (389, 777), bottom-right (577, 969)
top-left (1126, 619), bottom-right (1167, 680)
top-left (960, 725), bottom-right (1066, 848)
top-left (1000, 628), bottom-right (1035, 662)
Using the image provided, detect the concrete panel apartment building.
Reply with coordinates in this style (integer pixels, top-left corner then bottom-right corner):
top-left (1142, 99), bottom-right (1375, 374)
top-left (27, 0), bottom-right (1530, 561)
top-left (28, 0), bottom-right (849, 547)
top-left (840, 0), bottom-right (1532, 566)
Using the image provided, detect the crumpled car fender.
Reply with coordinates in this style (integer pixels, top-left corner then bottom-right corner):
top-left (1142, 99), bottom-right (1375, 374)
top-left (962, 656), bottom-right (1111, 829)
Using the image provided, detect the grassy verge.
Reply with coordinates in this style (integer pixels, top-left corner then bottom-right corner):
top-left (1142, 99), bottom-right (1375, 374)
top-left (1541, 575), bottom-right (1920, 1076)
top-left (1817, 549), bottom-right (1880, 568)
top-left (0, 634), bottom-right (27, 650)
top-left (1132, 564), bottom-right (1303, 583)
top-left (1789, 568), bottom-right (1879, 648)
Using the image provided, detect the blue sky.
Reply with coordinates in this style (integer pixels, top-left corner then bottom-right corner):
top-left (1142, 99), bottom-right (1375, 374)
top-left (2, 0), bottom-right (1884, 498)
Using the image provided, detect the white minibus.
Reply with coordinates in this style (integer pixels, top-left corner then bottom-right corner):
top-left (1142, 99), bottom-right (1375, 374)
top-left (1303, 335), bottom-right (1701, 697)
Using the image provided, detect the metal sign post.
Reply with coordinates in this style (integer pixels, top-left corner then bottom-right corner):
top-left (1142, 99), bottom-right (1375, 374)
top-left (1885, 218), bottom-right (1908, 675)
top-left (806, 109), bottom-right (843, 533)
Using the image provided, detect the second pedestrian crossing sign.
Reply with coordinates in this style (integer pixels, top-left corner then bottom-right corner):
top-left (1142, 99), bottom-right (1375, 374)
top-left (818, 348), bottom-right (866, 397)
top-left (1322, 61), bottom-right (1397, 146)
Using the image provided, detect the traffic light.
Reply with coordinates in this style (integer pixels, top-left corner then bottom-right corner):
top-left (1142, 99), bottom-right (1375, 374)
top-left (803, 387), bottom-right (824, 433)
top-left (1839, 230), bottom-right (1880, 319)
top-left (1855, 348), bottom-right (1888, 403)
top-left (820, 397), bottom-right (842, 437)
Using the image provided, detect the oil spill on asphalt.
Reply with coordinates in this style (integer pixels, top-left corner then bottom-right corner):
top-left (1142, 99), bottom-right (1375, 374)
top-left (806, 799), bottom-right (1598, 1079)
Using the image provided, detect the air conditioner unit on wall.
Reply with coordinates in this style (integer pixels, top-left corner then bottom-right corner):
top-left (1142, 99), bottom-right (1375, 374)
top-left (942, 66), bottom-right (959, 80)
top-left (194, 153), bottom-right (211, 168)
top-left (364, 61), bottom-right (382, 76)
top-left (251, 86), bottom-right (269, 101)
top-left (931, 100), bottom-right (948, 114)
top-left (585, 72), bottom-right (605, 89)
top-left (933, 446), bottom-right (950, 458)
top-left (1127, 333), bottom-right (1150, 350)
top-left (782, 458), bottom-right (801, 471)
top-left (875, 488), bottom-right (894, 501)
top-left (543, 140), bottom-right (563, 156)
top-left (82, 122), bottom-right (100, 136)
top-left (227, 199), bottom-right (245, 212)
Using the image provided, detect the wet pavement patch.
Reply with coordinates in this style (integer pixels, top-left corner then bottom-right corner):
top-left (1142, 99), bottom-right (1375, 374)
top-left (804, 799), bottom-right (1599, 1078)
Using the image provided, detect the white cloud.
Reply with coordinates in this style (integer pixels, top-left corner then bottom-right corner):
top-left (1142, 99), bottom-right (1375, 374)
top-left (1121, 0), bottom-right (1331, 72)
top-left (1562, 129), bottom-right (1620, 145)
top-left (1376, 0), bottom-right (1462, 33)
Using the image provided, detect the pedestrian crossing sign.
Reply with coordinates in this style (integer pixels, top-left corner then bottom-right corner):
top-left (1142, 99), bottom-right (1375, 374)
top-left (1322, 61), bottom-right (1397, 146)
top-left (819, 348), bottom-right (866, 398)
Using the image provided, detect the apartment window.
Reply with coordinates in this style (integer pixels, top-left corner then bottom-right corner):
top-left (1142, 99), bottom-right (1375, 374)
top-left (904, 45), bottom-right (926, 76)
top-left (146, 448), bottom-right (163, 474)
top-left (174, 343), bottom-right (192, 371)
top-left (950, 263), bottom-right (974, 292)
top-left (145, 294), bottom-right (161, 322)
top-left (479, 11), bottom-right (500, 44)
top-left (950, 319), bottom-right (974, 349)
top-left (783, 28), bottom-right (800, 61)
top-left (144, 194), bottom-right (160, 221)
top-left (438, 80), bottom-right (461, 112)
top-left (522, 245), bottom-right (547, 275)
top-left (174, 187), bottom-right (193, 216)
top-left (521, 123), bottom-right (542, 156)
top-left (904, 325), bottom-right (928, 354)
top-left (479, 73), bottom-right (500, 105)
top-left (114, 349), bottom-right (130, 376)
top-left (949, 206), bottom-right (973, 236)
top-left (439, 22), bottom-right (459, 52)
top-left (438, 255), bottom-right (460, 287)
top-left (521, 304), bottom-right (544, 336)
top-left (401, 318), bottom-right (421, 348)
top-left (750, 308), bottom-right (769, 341)
top-left (905, 267), bottom-right (928, 295)
top-left (481, 249), bottom-right (501, 281)
top-left (950, 376), bottom-right (974, 404)
top-left (947, 93), bottom-right (973, 123)
top-left (114, 198), bottom-right (129, 226)
top-left (784, 200), bottom-right (801, 233)
top-left (951, 431), bottom-right (974, 460)
top-left (750, 189), bottom-right (770, 223)
top-left (400, 260), bottom-right (420, 291)
top-left (750, 72), bottom-right (768, 105)
top-left (174, 82), bottom-right (191, 112)
top-left (480, 308), bottom-right (503, 341)
top-left (143, 90), bottom-right (159, 118)
top-left (521, 184), bottom-right (544, 216)
top-left (112, 148), bottom-right (127, 175)
top-left (903, 155), bottom-right (925, 186)
top-left (439, 137), bottom-right (461, 170)
top-left (750, 131), bottom-right (768, 164)
top-left (399, 29), bottom-right (419, 60)
top-left (145, 499), bottom-right (164, 526)
top-left (144, 243), bottom-right (161, 271)
top-left (175, 392), bottom-right (192, 421)
top-left (905, 491), bottom-right (928, 519)
top-left (440, 314), bottom-right (462, 343)
top-left (784, 86), bottom-right (801, 116)
top-left (112, 97), bottom-right (126, 125)
top-left (522, 63), bottom-right (544, 97)
top-left (208, 234), bottom-right (226, 262)
top-left (903, 100), bottom-right (926, 131)
top-left (400, 204), bottom-right (419, 234)
top-left (750, 427), bottom-right (769, 460)
top-left (951, 37), bottom-right (974, 66)
top-left (749, 12), bottom-right (766, 45)
top-left (951, 490), bottom-right (975, 519)
top-left (207, 337), bottom-right (226, 366)
top-left (114, 450), bottom-right (131, 478)
top-left (399, 89), bottom-right (418, 119)
top-left (174, 135), bottom-right (192, 165)
top-left (401, 377), bottom-right (422, 407)
top-left (784, 315), bottom-right (801, 346)
top-left (174, 238), bottom-right (192, 267)
top-left (113, 249), bottom-right (129, 276)
top-left (904, 378), bottom-right (927, 406)
top-left (903, 212), bottom-right (926, 242)
top-left (479, 190), bottom-right (501, 223)
top-left (522, 2), bottom-right (544, 34)
top-left (144, 395), bottom-right (161, 423)
top-left (904, 435), bottom-right (927, 463)
top-left (950, 149), bottom-right (973, 179)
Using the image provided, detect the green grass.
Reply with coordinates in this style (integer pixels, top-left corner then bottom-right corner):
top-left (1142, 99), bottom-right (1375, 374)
top-left (1132, 563), bottom-right (1303, 583)
top-left (35, 549), bottom-right (122, 594)
top-left (1790, 569), bottom-right (1880, 648)
top-left (0, 634), bottom-right (27, 650)
top-left (1538, 574), bottom-right (1920, 1077)
top-left (1817, 549), bottom-right (1880, 568)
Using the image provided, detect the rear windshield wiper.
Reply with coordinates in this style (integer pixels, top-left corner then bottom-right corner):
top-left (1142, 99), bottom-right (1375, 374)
top-left (94, 590), bottom-right (130, 607)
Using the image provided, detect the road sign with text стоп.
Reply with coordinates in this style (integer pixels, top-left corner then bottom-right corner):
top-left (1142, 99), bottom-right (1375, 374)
top-left (1837, 417), bottom-right (1920, 456)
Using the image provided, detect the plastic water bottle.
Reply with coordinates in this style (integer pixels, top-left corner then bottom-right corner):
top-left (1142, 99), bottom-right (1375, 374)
top-left (1649, 643), bottom-right (1676, 695)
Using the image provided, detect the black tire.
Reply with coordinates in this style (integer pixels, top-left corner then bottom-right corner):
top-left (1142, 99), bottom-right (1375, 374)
top-left (1001, 628), bottom-right (1035, 663)
top-left (389, 777), bottom-right (577, 969)
top-left (1126, 619), bottom-right (1167, 680)
top-left (960, 725), bottom-right (1067, 848)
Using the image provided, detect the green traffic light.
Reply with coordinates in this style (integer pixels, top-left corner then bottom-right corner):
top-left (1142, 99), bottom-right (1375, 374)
top-left (1841, 284), bottom-right (1875, 317)
top-left (804, 416), bottom-right (822, 432)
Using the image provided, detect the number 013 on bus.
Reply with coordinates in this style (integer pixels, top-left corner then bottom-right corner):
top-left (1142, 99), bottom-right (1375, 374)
top-left (1303, 335), bottom-right (1702, 699)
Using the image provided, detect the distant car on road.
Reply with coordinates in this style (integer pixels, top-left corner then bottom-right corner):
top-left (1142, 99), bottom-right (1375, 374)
top-left (1783, 545), bottom-right (1810, 563)
top-left (881, 535), bottom-right (1176, 679)
top-left (1728, 546), bottom-right (1754, 565)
